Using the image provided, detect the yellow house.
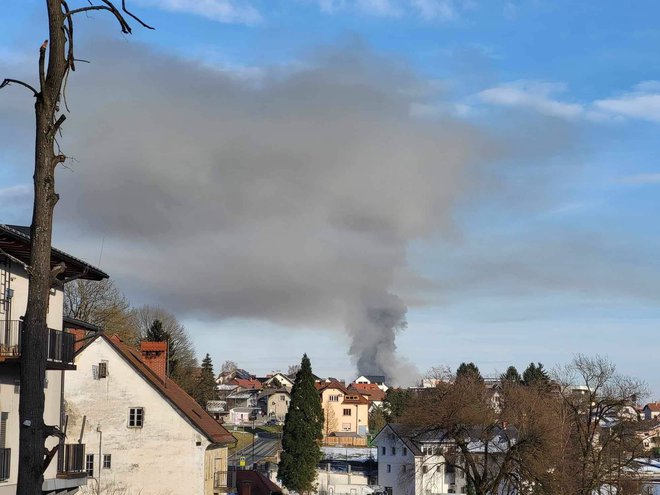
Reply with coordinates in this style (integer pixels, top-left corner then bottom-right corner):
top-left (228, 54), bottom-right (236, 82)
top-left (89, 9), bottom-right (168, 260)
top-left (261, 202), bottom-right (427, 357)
top-left (316, 380), bottom-right (370, 442)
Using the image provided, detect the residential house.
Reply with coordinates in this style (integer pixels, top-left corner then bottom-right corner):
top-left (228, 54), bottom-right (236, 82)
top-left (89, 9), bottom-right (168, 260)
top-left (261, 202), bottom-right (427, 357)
top-left (230, 378), bottom-right (263, 391)
top-left (317, 381), bottom-right (370, 446)
top-left (65, 333), bottom-right (236, 495)
top-left (235, 470), bottom-right (283, 495)
top-left (0, 223), bottom-right (108, 494)
top-left (261, 373), bottom-right (295, 391)
top-left (351, 382), bottom-right (386, 410)
top-left (257, 389), bottom-right (290, 421)
top-left (216, 368), bottom-right (253, 385)
top-left (644, 403), bottom-right (660, 421)
top-left (372, 424), bottom-right (466, 495)
top-left (354, 375), bottom-right (389, 392)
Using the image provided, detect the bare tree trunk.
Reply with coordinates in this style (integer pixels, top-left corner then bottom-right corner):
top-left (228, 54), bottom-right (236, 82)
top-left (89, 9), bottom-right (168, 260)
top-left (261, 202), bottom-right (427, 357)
top-left (2, 2), bottom-right (151, 493)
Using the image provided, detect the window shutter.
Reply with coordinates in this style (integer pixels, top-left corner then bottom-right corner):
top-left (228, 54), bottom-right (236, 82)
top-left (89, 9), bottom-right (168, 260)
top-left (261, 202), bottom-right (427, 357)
top-left (92, 365), bottom-right (99, 380)
top-left (98, 362), bottom-right (107, 378)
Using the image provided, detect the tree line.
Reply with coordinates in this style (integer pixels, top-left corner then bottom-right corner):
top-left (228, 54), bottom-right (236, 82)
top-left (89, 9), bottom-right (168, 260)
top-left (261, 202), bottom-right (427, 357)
top-left (65, 278), bottom-right (202, 395)
top-left (379, 356), bottom-right (650, 495)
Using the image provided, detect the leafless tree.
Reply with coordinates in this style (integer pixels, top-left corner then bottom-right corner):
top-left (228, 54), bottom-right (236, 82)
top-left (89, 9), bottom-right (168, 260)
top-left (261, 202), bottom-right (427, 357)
top-left (221, 360), bottom-right (238, 374)
top-left (65, 278), bottom-right (138, 342)
top-left (132, 304), bottom-right (198, 391)
top-left (552, 354), bottom-right (649, 495)
top-left (1, 2), bottom-right (151, 492)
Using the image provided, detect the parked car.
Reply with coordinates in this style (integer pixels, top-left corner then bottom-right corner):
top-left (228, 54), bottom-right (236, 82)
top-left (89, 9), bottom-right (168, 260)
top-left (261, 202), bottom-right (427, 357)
top-left (266, 419), bottom-right (283, 426)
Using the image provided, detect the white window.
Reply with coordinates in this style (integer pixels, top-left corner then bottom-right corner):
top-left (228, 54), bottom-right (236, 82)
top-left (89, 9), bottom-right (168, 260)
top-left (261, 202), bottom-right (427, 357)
top-left (128, 407), bottom-right (144, 428)
top-left (386, 464), bottom-right (391, 473)
top-left (343, 408), bottom-right (351, 416)
top-left (98, 362), bottom-right (108, 378)
top-left (381, 446), bottom-right (386, 455)
top-left (103, 454), bottom-right (111, 469)
top-left (403, 447), bottom-right (407, 456)
top-left (86, 454), bottom-right (94, 477)
top-left (342, 423), bottom-right (351, 431)
top-left (329, 395), bottom-right (339, 402)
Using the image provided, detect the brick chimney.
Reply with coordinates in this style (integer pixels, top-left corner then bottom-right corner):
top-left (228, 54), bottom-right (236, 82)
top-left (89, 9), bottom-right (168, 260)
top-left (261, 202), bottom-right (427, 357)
top-left (140, 341), bottom-right (168, 380)
top-left (66, 327), bottom-right (87, 353)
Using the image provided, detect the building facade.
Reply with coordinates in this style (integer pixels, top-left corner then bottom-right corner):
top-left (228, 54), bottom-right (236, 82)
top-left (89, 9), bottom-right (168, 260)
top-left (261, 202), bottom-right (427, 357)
top-left (65, 334), bottom-right (236, 495)
top-left (0, 224), bottom-right (108, 494)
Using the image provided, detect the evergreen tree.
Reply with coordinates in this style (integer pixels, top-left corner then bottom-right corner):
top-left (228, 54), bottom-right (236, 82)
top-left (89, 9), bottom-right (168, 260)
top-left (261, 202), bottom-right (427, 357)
top-left (522, 362), bottom-right (550, 387)
top-left (278, 354), bottom-right (323, 493)
top-left (145, 319), bottom-right (179, 377)
top-left (384, 388), bottom-right (415, 422)
top-left (500, 366), bottom-right (522, 384)
top-left (193, 354), bottom-right (217, 407)
top-left (456, 362), bottom-right (483, 382)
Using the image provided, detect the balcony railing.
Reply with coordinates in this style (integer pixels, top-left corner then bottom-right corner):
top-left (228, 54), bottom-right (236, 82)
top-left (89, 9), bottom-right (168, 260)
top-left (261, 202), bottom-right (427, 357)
top-left (57, 444), bottom-right (86, 476)
top-left (0, 321), bottom-right (75, 366)
top-left (0, 448), bottom-right (10, 481)
top-left (214, 470), bottom-right (235, 492)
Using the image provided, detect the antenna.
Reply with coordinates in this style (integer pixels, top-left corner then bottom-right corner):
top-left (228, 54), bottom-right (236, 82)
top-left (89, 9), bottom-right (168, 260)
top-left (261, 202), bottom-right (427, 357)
top-left (97, 235), bottom-right (105, 267)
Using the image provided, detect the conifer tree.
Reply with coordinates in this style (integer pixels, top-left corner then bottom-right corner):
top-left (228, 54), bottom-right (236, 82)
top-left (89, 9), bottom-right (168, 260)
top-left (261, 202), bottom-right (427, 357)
top-left (456, 362), bottom-right (483, 382)
top-left (278, 354), bottom-right (323, 494)
top-left (522, 362), bottom-right (550, 387)
top-left (193, 354), bottom-right (217, 407)
top-left (500, 365), bottom-right (522, 384)
top-left (145, 319), bottom-right (179, 377)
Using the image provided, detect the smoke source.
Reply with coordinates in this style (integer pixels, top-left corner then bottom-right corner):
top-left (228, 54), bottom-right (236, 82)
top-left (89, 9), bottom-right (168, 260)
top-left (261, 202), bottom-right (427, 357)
top-left (0, 39), bottom-right (494, 385)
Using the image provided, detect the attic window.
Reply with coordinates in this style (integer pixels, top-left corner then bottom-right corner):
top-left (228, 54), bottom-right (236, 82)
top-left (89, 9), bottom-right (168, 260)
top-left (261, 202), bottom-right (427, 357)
top-left (98, 362), bottom-right (108, 379)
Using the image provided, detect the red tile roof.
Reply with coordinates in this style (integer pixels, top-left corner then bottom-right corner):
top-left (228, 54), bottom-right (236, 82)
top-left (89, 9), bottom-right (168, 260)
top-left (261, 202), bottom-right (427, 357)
top-left (231, 378), bottom-right (263, 390)
top-left (105, 334), bottom-right (235, 444)
top-left (235, 470), bottom-right (283, 495)
top-left (342, 391), bottom-right (370, 405)
top-left (316, 380), bottom-right (349, 394)
top-left (645, 402), bottom-right (660, 412)
top-left (350, 382), bottom-right (386, 402)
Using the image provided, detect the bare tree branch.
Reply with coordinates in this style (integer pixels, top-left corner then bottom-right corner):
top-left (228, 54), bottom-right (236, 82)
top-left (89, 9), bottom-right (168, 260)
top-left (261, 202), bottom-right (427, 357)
top-left (120, 0), bottom-right (155, 30)
top-left (0, 78), bottom-right (38, 97)
top-left (38, 40), bottom-right (47, 92)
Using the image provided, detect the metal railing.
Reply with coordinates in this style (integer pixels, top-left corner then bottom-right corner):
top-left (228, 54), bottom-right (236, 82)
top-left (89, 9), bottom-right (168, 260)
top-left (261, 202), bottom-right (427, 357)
top-left (0, 321), bottom-right (75, 365)
top-left (0, 320), bottom-right (21, 357)
top-left (47, 328), bottom-right (75, 364)
top-left (0, 448), bottom-right (10, 481)
top-left (58, 444), bottom-right (86, 475)
top-left (214, 470), bottom-right (235, 491)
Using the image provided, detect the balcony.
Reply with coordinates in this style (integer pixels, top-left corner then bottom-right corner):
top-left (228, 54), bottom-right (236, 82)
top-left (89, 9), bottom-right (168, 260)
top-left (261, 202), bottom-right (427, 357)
top-left (0, 321), bottom-right (76, 369)
top-left (214, 470), bottom-right (235, 492)
top-left (57, 444), bottom-right (86, 478)
top-left (0, 448), bottom-right (10, 481)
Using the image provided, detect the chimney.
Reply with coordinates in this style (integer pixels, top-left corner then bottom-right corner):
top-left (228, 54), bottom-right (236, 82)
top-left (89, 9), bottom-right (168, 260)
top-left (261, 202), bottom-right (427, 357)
top-left (140, 341), bottom-right (168, 381)
top-left (66, 327), bottom-right (87, 353)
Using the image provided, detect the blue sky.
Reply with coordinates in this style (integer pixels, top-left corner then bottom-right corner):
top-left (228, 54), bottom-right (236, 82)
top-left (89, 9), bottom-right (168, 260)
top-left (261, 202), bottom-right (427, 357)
top-left (2, 0), bottom-right (660, 396)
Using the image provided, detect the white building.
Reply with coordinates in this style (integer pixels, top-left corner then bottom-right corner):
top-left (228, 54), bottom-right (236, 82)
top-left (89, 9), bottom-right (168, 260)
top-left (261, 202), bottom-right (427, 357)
top-left (0, 224), bottom-right (108, 495)
top-left (354, 376), bottom-right (389, 393)
top-left (372, 424), bottom-right (467, 495)
top-left (65, 333), bottom-right (236, 495)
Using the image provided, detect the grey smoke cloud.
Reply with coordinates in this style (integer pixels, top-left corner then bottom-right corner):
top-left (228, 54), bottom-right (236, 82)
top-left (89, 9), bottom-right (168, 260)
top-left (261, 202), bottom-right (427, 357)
top-left (1, 40), bottom-right (496, 383)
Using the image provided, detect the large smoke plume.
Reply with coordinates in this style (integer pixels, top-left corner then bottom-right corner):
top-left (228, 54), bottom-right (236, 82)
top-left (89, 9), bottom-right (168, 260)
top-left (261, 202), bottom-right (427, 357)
top-left (0, 39), bottom-right (493, 384)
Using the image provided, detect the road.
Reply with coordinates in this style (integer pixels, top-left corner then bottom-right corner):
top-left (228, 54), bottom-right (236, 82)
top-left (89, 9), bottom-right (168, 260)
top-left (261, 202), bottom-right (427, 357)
top-left (229, 435), bottom-right (280, 468)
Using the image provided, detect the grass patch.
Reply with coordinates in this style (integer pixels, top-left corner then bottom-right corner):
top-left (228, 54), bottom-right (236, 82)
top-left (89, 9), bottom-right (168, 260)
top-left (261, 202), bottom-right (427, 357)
top-left (228, 430), bottom-right (254, 453)
top-left (257, 425), bottom-right (283, 434)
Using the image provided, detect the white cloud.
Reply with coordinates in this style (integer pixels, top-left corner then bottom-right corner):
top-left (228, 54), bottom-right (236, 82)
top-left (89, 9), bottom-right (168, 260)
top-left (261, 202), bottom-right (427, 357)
top-left (134, 0), bottom-right (261, 25)
top-left (313, 0), bottom-right (471, 19)
top-left (617, 173), bottom-right (660, 185)
top-left (477, 80), bottom-right (584, 120)
top-left (594, 81), bottom-right (660, 123)
top-left (474, 80), bottom-right (660, 123)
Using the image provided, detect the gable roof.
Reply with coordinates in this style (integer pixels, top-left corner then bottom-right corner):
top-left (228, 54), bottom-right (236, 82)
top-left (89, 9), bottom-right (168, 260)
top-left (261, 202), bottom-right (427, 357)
top-left (316, 380), bottom-right (349, 394)
top-left (644, 402), bottom-right (660, 412)
top-left (372, 424), bottom-right (424, 456)
top-left (231, 378), bottom-right (263, 390)
top-left (356, 375), bottom-right (387, 384)
top-left (351, 382), bottom-right (386, 402)
top-left (235, 470), bottom-right (283, 495)
top-left (96, 334), bottom-right (235, 445)
top-left (343, 390), bottom-right (370, 405)
top-left (0, 224), bottom-right (108, 281)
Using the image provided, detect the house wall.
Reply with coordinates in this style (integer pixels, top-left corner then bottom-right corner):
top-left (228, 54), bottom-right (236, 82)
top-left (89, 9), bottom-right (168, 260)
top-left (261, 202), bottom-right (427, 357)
top-left (321, 388), bottom-right (345, 436)
top-left (65, 337), bottom-right (226, 495)
top-left (1, 262), bottom-right (64, 331)
top-left (266, 392), bottom-right (289, 421)
top-left (374, 434), bottom-right (458, 495)
top-left (316, 469), bottom-right (372, 495)
top-left (0, 261), bottom-right (68, 494)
